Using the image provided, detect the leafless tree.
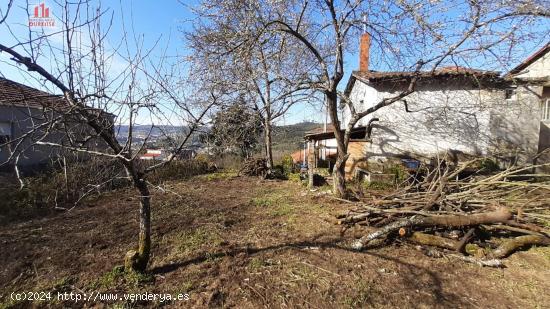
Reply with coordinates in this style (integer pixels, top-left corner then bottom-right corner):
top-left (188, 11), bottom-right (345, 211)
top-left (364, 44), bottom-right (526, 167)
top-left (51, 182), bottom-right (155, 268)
top-left (0, 1), bottom-right (217, 272)
top-left (254, 0), bottom-right (550, 197)
top-left (186, 0), bottom-right (318, 171)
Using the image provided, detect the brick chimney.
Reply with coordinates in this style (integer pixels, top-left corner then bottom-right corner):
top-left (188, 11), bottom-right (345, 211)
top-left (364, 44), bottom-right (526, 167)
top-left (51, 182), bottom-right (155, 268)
top-left (359, 33), bottom-right (371, 72)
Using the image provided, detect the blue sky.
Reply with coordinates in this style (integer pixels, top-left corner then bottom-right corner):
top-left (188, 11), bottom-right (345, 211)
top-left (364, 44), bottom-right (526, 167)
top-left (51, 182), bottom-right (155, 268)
top-left (0, 0), bottom-right (329, 125)
top-left (0, 1), bottom-right (547, 126)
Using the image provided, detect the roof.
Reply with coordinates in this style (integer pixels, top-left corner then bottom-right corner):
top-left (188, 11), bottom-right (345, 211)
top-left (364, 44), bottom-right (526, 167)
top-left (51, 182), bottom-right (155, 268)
top-left (140, 152), bottom-right (162, 158)
top-left (304, 124), bottom-right (336, 136)
top-left (0, 77), bottom-right (116, 118)
top-left (355, 66), bottom-right (500, 82)
top-left (0, 77), bottom-right (65, 109)
top-left (305, 125), bottom-right (368, 140)
top-left (508, 42), bottom-right (550, 75)
top-left (344, 66), bottom-right (502, 96)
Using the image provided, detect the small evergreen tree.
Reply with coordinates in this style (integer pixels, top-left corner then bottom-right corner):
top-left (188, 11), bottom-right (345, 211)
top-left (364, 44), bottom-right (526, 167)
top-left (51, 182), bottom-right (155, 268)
top-left (207, 101), bottom-right (263, 158)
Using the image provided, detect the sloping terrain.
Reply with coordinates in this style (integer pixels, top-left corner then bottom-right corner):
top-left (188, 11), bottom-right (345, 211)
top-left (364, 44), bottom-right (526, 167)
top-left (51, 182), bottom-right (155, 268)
top-left (0, 175), bottom-right (549, 308)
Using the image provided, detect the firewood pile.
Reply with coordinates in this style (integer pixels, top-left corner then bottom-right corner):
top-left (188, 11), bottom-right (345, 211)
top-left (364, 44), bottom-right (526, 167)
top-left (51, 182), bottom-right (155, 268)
top-left (239, 157), bottom-right (269, 177)
top-left (336, 160), bottom-right (550, 266)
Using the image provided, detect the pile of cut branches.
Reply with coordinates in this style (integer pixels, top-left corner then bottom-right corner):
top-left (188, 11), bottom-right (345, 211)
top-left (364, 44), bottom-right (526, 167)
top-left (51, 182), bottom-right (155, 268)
top-left (239, 157), bottom-right (269, 177)
top-left (336, 160), bottom-right (550, 266)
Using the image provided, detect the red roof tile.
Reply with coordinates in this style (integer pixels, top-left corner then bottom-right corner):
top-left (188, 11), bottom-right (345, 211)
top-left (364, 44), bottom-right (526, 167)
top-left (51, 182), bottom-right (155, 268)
top-left (0, 77), bottom-right (65, 109)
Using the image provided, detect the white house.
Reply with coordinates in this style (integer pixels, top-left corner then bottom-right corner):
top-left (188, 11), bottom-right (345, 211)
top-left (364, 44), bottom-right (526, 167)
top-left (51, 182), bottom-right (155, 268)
top-left (306, 36), bottom-right (549, 178)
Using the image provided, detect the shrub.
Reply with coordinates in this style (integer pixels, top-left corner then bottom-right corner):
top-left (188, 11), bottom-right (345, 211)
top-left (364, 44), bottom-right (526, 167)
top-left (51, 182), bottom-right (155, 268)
top-left (477, 158), bottom-right (500, 173)
top-left (287, 173), bottom-right (302, 183)
top-left (270, 165), bottom-right (288, 180)
top-left (0, 157), bottom-right (212, 223)
top-left (386, 164), bottom-right (408, 183)
top-left (280, 154), bottom-right (295, 175)
top-left (0, 157), bottom-right (128, 223)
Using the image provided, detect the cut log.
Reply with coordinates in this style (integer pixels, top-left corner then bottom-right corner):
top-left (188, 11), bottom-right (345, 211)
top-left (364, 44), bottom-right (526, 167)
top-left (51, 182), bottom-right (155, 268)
top-left (338, 213), bottom-right (370, 225)
top-left (447, 254), bottom-right (503, 268)
top-left (482, 224), bottom-right (545, 236)
top-left (421, 207), bottom-right (511, 227)
top-left (405, 232), bottom-right (458, 250)
top-left (503, 220), bottom-right (549, 236)
top-left (489, 235), bottom-right (550, 259)
top-left (351, 208), bottom-right (511, 250)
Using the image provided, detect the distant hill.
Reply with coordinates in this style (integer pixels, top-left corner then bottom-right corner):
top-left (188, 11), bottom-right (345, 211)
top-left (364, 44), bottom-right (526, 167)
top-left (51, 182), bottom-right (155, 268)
top-left (270, 121), bottom-right (322, 157)
top-left (115, 122), bottom-right (323, 159)
top-left (115, 125), bottom-right (194, 145)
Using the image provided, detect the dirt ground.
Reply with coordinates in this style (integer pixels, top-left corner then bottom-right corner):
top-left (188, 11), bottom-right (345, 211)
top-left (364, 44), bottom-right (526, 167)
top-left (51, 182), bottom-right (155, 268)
top-left (1, 174), bottom-right (549, 308)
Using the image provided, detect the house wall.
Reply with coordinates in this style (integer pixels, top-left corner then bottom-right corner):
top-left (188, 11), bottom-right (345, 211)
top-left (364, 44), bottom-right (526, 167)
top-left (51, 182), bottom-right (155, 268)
top-left (0, 105), bottom-right (114, 170)
top-left (345, 141), bottom-right (368, 178)
top-left (0, 105), bottom-right (63, 168)
top-left (342, 78), bottom-right (541, 168)
top-left (512, 48), bottom-right (550, 170)
top-left (513, 52), bottom-right (550, 80)
top-left (539, 87), bottom-right (550, 170)
top-left (488, 84), bottom-right (542, 166)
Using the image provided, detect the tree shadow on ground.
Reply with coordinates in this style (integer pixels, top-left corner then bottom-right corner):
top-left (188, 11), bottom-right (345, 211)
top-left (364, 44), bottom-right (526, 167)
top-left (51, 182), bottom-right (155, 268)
top-left (150, 234), bottom-right (464, 307)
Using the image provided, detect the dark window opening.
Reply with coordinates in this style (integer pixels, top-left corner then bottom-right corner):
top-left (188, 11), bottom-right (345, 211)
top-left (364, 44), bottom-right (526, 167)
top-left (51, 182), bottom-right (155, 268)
top-left (0, 135), bottom-right (9, 144)
top-left (505, 88), bottom-right (516, 100)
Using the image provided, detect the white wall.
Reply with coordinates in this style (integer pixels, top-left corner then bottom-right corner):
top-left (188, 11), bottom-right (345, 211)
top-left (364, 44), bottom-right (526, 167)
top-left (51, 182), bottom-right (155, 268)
top-left (488, 85), bottom-right (542, 164)
top-left (343, 78), bottom-right (541, 165)
top-left (514, 51), bottom-right (550, 80)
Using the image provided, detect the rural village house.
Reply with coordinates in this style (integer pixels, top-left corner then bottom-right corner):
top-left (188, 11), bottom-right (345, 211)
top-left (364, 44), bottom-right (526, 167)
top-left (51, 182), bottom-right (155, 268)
top-left (305, 36), bottom-right (550, 179)
top-left (0, 77), bottom-right (114, 171)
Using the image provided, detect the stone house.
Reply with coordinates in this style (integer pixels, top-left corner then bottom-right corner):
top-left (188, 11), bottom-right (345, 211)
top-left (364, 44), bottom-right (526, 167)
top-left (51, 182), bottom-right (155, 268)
top-left (306, 37), bottom-right (549, 179)
top-left (0, 78), bottom-right (114, 172)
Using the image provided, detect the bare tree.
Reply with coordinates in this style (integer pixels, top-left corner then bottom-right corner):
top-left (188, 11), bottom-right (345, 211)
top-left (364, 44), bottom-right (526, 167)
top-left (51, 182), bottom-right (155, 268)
top-left (0, 1), bottom-right (217, 272)
top-left (186, 0), bottom-right (317, 172)
top-left (254, 0), bottom-right (550, 197)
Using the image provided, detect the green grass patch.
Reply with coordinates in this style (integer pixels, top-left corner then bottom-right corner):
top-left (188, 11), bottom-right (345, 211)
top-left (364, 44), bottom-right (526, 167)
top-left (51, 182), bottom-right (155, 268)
top-left (363, 181), bottom-right (394, 191)
top-left (248, 257), bottom-right (268, 271)
top-left (90, 265), bottom-right (154, 290)
top-left (270, 203), bottom-right (293, 217)
top-left (176, 227), bottom-right (223, 253)
top-left (198, 171), bottom-right (238, 181)
top-left (250, 191), bottom-right (294, 217)
top-left (251, 196), bottom-right (276, 207)
top-left (342, 279), bottom-right (378, 308)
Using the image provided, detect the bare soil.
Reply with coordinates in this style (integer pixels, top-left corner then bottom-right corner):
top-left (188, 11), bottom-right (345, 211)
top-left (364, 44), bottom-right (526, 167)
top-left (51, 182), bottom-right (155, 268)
top-left (1, 175), bottom-right (549, 308)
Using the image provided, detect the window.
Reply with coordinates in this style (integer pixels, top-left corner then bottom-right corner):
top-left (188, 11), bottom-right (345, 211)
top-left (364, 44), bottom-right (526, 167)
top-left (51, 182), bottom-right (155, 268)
top-left (505, 88), bottom-right (516, 100)
top-left (543, 99), bottom-right (550, 121)
top-left (0, 122), bottom-right (11, 144)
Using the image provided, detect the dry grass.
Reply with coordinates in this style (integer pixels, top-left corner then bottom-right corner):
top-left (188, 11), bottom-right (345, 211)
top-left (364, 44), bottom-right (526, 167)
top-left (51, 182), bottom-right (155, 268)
top-left (0, 176), bottom-right (549, 308)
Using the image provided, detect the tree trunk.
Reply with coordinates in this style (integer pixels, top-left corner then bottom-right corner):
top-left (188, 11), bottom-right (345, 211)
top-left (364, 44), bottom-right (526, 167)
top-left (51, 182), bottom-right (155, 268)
top-left (332, 157), bottom-right (346, 197)
top-left (325, 90), bottom-right (347, 197)
top-left (264, 119), bottom-right (274, 170)
top-left (125, 168), bottom-right (152, 272)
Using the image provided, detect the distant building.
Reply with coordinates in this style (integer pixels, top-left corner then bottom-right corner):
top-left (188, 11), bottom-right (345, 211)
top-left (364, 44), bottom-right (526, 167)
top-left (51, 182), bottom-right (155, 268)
top-left (139, 149), bottom-right (164, 161)
top-left (0, 78), bottom-right (114, 171)
top-left (306, 37), bottom-right (550, 178)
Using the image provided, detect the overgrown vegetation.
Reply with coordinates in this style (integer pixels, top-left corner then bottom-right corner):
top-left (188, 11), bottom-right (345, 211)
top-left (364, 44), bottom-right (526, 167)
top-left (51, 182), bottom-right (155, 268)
top-left (203, 101), bottom-right (263, 159)
top-left (0, 157), bottom-right (213, 223)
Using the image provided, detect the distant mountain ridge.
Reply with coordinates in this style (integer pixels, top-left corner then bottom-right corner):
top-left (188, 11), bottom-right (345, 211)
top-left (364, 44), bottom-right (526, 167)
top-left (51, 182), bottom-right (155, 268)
top-left (115, 122), bottom-right (323, 154)
top-left (271, 121), bottom-right (322, 155)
